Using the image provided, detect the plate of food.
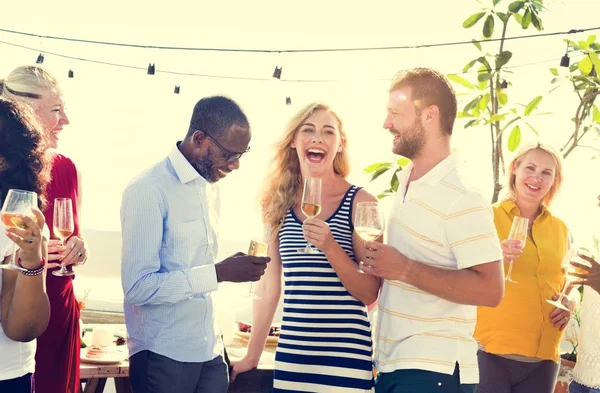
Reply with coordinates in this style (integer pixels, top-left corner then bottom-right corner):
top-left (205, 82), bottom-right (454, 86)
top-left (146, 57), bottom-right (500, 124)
top-left (80, 345), bottom-right (127, 365)
top-left (234, 321), bottom-right (280, 345)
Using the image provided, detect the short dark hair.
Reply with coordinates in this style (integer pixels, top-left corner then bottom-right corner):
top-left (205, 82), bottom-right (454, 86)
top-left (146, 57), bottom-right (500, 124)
top-left (0, 98), bottom-right (50, 209)
top-left (390, 68), bottom-right (457, 135)
top-left (187, 95), bottom-right (249, 138)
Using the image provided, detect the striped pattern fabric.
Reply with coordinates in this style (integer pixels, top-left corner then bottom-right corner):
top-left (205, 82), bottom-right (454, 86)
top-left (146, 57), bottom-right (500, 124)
top-left (375, 154), bottom-right (502, 384)
top-left (274, 185), bottom-right (374, 393)
top-left (121, 144), bottom-right (222, 363)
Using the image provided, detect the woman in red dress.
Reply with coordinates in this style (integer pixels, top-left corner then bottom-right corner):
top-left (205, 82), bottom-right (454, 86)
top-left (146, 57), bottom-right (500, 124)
top-left (1, 65), bottom-right (89, 393)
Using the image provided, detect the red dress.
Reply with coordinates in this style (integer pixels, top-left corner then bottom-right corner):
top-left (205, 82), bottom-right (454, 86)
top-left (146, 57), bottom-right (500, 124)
top-left (35, 154), bottom-right (81, 393)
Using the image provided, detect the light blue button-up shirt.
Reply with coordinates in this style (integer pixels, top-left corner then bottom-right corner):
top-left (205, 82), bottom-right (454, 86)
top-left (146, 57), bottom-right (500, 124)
top-left (121, 143), bottom-right (222, 362)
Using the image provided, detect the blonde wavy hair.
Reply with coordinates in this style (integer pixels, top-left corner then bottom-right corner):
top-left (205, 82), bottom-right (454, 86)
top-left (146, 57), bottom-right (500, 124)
top-left (0, 66), bottom-right (60, 108)
top-left (504, 142), bottom-right (564, 207)
top-left (261, 103), bottom-right (349, 236)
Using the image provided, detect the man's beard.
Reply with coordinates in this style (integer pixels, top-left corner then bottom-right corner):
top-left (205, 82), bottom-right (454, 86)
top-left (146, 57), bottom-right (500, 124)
top-left (392, 119), bottom-right (426, 159)
top-left (192, 154), bottom-right (217, 183)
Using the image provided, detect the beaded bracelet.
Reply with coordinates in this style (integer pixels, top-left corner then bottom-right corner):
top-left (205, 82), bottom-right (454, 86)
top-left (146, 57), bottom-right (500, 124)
top-left (17, 258), bottom-right (46, 276)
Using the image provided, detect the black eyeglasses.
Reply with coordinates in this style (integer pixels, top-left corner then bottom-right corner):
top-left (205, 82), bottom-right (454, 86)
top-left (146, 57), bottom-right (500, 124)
top-left (200, 131), bottom-right (250, 163)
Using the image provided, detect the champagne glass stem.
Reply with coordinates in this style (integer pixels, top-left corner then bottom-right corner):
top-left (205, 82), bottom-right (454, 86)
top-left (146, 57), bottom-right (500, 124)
top-left (555, 282), bottom-right (569, 305)
top-left (9, 242), bottom-right (17, 269)
top-left (506, 260), bottom-right (514, 280)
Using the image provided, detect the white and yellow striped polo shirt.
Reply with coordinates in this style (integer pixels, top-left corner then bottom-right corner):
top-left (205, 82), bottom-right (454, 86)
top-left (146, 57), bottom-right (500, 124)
top-left (375, 153), bottom-right (502, 384)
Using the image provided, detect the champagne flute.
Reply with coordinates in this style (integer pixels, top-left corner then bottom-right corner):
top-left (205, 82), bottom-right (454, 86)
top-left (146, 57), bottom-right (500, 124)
top-left (52, 198), bottom-right (75, 277)
top-left (505, 216), bottom-right (528, 283)
top-left (297, 178), bottom-right (322, 254)
top-left (545, 245), bottom-right (588, 311)
top-left (247, 224), bottom-right (271, 299)
top-left (1, 189), bottom-right (38, 271)
top-left (354, 202), bottom-right (385, 273)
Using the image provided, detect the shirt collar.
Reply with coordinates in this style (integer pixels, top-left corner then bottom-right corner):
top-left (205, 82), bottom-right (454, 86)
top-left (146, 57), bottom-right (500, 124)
top-left (168, 142), bottom-right (205, 185)
top-left (499, 199), bottom-right (550, 218)
top-left (398, 153), bottom-right (459, 186)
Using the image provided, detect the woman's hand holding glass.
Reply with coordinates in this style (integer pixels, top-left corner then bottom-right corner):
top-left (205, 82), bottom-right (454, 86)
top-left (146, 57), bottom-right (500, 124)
top-left (504, 216), bottom-right (528, 283)
top-left (302, 218), bottom-right (336, 253)
top-left (4, 208), bottom-right (47, 270)
top-left (46, 236), bottom-right (88, 269)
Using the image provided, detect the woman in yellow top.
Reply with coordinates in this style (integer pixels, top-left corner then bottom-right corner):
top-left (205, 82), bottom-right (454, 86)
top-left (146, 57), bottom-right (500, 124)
top-left (475, 142), bottom-right (576, 393)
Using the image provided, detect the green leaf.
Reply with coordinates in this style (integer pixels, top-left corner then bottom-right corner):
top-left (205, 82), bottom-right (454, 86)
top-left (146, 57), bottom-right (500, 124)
top-left (549, 68), bottom-right (559, 76)
top-left (464, 96), bottom-right (482, 112)
top-left (593, 105), bottom-right (600, 123)
top-left (483, 14), bottom-right (495, 38)
top-left (465, 119), bottom-right (481, 128)
top-left (508, 125), bottom-right (521, 152)
top-left (448, 75), bottom-right (476, 90)
top-left (391, 171), bottom-right (400, 192)
top-left (477, 72), bottom-right (492, 82)
top-left (577, 40), bottom-right (590, 50)
top-left (493, 0), bottom-right (502, 6)
top-left (364, 162), bottom-right (391, 174)
top-left (530, 11), bottom-right (542, 30)
top-left (578, 56), bottom-right (594, 75)
top-left (589, 51), bottom-right (600, 73)
top-left (521, 8), bottom-right (532, 29)
top-left (472, 39), bottom-right (482, 51)
top-left (370, 166), bottom-right (391, 181)
top-left (489, 113), bottom-right (507, 122)
top-left (524, 96), bottom-right (543, 115)
top-left (457, 111), bottom-right (476, 118)
top-left (480, 93), bottom-right (491, 111)
top-left (587, 35), bottom-right (597, 44)
top-left (508, 1), bottom-right (524, 13)
top-left (524, 121), bottom-right (539, 136)
top-left (478, 78), bottom-right (490, 91)
top-left (463, 59), bottom-right (478, 73)
top-left (497, 89), bottom-right (508, 105)
top-left (478, 57), bottom-right (492, 72)
top-left (495, 50), bottom-right (513, 70)
top-left (397, 157), bottom-right (411, 167)
top-left (463, 12), bottom-right (486, 28)
top-left (513, 12), bottom-right (523, 24)
top-left (496, 12), bottom-right (509, 24)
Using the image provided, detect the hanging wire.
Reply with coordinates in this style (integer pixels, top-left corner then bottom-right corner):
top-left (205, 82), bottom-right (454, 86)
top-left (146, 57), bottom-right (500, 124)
top-left (0, 27), bottom-right (597, 53)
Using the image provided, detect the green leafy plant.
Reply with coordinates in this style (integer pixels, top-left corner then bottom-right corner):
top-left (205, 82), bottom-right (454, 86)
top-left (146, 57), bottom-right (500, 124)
top-left (366, 0), bottom-right (548, 201)
top-left (550, 34), bottom-right (600, 159)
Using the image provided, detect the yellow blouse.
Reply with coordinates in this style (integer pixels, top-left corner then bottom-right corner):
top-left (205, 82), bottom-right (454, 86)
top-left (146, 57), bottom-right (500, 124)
top-left (474, 200), bottom-right (569, 362)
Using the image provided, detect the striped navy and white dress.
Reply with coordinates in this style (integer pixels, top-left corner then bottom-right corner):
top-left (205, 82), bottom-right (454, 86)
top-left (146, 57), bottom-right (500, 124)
top-left (274, 185), bottom-right (374, 393)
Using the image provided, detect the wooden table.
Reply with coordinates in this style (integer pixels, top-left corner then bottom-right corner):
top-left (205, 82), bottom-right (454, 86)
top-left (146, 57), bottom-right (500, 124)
top-left (80, 360), bottom-right (131, 393)
top-left (79, 336), bottom-right (275, 393)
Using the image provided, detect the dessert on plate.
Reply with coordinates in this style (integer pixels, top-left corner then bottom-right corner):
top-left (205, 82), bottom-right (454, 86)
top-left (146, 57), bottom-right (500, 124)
top-left (86, 345), bottom-right (106, 359)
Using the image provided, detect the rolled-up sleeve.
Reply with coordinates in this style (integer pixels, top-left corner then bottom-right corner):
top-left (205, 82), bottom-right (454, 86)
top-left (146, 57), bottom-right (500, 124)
top-left (120, 182), bottom-right (218, 306)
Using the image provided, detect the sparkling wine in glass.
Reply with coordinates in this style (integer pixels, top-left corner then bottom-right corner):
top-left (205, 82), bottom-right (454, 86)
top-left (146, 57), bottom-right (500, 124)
top-left (505, 216), bottom-right (528, 283)
top-left (298, 178), bottom-right (322, 254)
top-left (354, 202), bottom-right (384, 273)
top-left (247, 224), bottom-right (271, 299)
top-left (547, 245), bottom-right (593, 311)
top-left (52, 198), bottom-right (75, 277)
top-left (1, 189), bottom-right (38, 271)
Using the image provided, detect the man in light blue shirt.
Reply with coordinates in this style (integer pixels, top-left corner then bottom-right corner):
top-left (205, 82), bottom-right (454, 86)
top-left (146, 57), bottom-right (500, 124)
top-left (121, 96), bottom-right (269, 393)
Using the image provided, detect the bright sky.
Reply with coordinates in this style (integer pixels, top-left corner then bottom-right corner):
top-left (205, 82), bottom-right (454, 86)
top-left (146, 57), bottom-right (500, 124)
top-left (1, 0), bottom-right (599, 248)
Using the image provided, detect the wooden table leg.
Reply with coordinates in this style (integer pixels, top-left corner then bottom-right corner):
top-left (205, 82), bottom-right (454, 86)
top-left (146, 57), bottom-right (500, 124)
top-left (82, 377), bottom-right (108, 393)
top-left (114, 377), bottom-right (133, 393)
